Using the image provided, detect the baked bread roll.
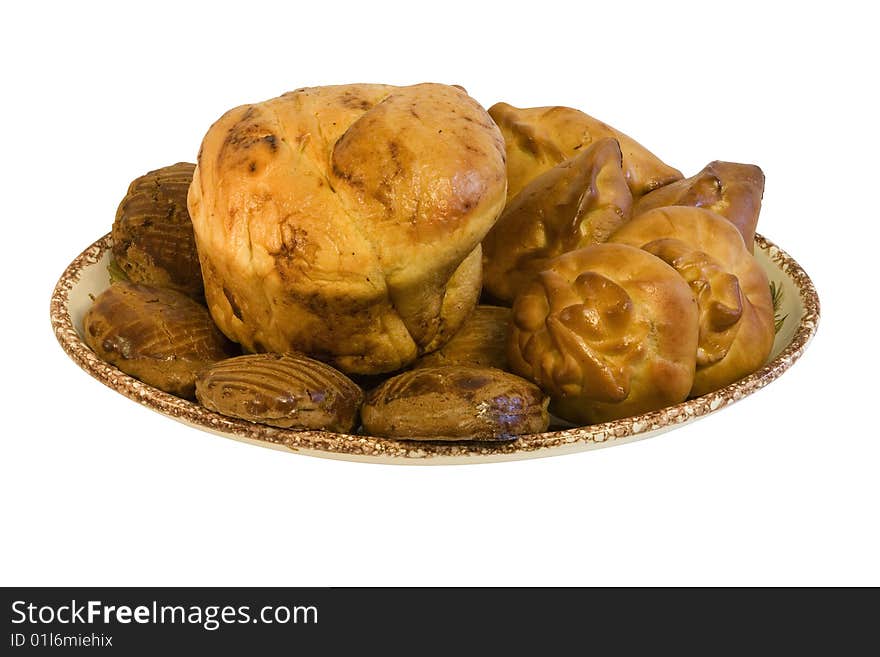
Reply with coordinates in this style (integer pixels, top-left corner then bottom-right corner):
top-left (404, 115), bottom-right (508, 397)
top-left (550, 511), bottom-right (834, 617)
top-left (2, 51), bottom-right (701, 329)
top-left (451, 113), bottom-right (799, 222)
top-left (609, 207), bottom-right (774, 396)
top-left (414, 305), bottom-right (511, 370)
top-left (632, 161), bottom-right (765, 250)
top-left (489, 102), bottom-right (683, 201)
top-left (362, 366), bottom-right (549, 440)
top-left (112, 162), bottom-right (203, 299)
top-left (188, 83), bottom-right (507, 374)
top-left (508, 243), bottom-right (698, 424)
top-left (83, 282), bottom-right (235, 398)
top-left (482, 138), bottom-right (632, 303)
top-left (195, 353), bottom-right (363, 432)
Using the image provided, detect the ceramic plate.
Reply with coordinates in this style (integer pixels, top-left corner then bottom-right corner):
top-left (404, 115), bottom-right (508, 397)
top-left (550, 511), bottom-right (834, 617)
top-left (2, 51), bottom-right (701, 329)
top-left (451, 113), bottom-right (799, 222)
top-left (51, 233), bottom-right (819, 464)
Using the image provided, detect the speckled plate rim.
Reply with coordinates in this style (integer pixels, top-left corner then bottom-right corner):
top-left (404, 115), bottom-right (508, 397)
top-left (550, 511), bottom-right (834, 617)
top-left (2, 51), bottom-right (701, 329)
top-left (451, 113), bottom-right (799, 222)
top-left (51, 233), bottom-right (819, 465)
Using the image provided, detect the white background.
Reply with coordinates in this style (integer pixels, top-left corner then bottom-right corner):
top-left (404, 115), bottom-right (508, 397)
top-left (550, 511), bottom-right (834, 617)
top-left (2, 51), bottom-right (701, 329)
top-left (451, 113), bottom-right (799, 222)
top-left (2, 1), bottom-right (877, 586)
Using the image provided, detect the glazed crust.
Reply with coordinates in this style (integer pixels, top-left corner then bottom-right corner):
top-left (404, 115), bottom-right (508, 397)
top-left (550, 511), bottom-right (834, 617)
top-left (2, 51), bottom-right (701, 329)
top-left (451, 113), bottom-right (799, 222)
top-left (189, 83), bottom-right (507, 374)
top-left (507, 243), bottom-right (699, 424)
top-left (482, 138), bottom-right (633, 303)
top-left (489, 102), bottom-right (682, 201)
top-left (195, 353), bottom-right (363, 432)
top-left (632, 161), bottom-right (765, 250)
top-left (362, 366), bottom-right (549, 440)
top-left (83, 282), bottom-right (235, 398)
top-left (112, 162), bottom-right (203, 298)
top-left (414, 305), bottom-right (511, 370)
top-left (609, 207), bottom-right (774, 396)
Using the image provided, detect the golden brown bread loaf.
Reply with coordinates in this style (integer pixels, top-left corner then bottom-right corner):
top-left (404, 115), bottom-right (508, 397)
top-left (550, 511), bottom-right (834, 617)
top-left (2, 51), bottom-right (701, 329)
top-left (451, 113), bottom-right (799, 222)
top-left (195, 353), bottom-right (363, 432)
top-left (608, 207), bottom-right (775, 396)
top-left (83, 282), bottom-right (236, 398)
top-left (112, 162), bottom-right (204, 299)
top-left (413, 305), bottom-right (511, 370)
top-left (632, 161), bottom-right (765, 250)
top-left (507, 243), bottom-right (699, 424)
top-left (489, 102), bottom-right (683, 201)
top-left (362, 366), bottom-right (549, 440)
top-left (482, 138), bottom-right (633, 303)
top-left (188, 83), bottom-right (507, 375)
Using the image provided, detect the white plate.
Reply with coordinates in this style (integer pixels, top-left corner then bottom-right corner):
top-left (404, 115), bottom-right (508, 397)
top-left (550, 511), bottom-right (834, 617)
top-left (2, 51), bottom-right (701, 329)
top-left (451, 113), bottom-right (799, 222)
top-left (51, 233), bottom-right (819, 464)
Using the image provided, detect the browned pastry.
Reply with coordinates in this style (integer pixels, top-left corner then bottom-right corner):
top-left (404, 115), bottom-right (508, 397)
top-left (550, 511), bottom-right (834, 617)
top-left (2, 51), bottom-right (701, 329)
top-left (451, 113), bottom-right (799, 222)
top-left (188, 83), bottom-right (507, 375)
top-left (420, 244), bottom-right (484, 355)
top-left (112, 162), bottom-right (204, 299)
top-left (362, 366), bottom-right (549, 440)
top-left (83, 282), bottom-right (236, 398)
top-left (609, 207), bottom-right (774, 396)
top-left (632, 161), bottom-right (765, 250)
top-left (508, 243), bottom-right (698, 424)
top-left (489, 102), bottom-right (682, 201)
top-left (195, 353), bottom-right (363, 432)
top-left (482, 138), bottom-right (633, 303)
top-left (414, 305), bottom-right (511, 370)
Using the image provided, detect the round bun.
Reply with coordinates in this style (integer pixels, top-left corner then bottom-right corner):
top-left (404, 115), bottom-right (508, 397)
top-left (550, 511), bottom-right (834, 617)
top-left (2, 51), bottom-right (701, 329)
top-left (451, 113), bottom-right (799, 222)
top-left (609, 206), bottom-right (774, 396)
top-left (508, 243), bottom-right (698, 424)
top-left (188, 83), bottom-right (507, 374)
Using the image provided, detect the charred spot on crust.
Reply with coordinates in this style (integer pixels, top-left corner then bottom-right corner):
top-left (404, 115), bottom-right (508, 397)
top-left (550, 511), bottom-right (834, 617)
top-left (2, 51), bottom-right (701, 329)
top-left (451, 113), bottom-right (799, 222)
top-left (271, 225), bottom-right (312, 265)
top-left (286, 285), bottom-right (379, 315)
top-left (331, 162), bottom-right (365, 189)
top-left (224, 121), bottom-right (278, 154)
top-left (223, 286), bottom-right (243, 321)
top-left (339, 91), bottom-right (374, 111)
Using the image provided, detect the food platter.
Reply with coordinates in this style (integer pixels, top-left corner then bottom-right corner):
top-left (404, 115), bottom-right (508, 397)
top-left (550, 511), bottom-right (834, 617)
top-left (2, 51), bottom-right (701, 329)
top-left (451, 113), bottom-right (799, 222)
top-left (51, 233), bottom-right (819, 464)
